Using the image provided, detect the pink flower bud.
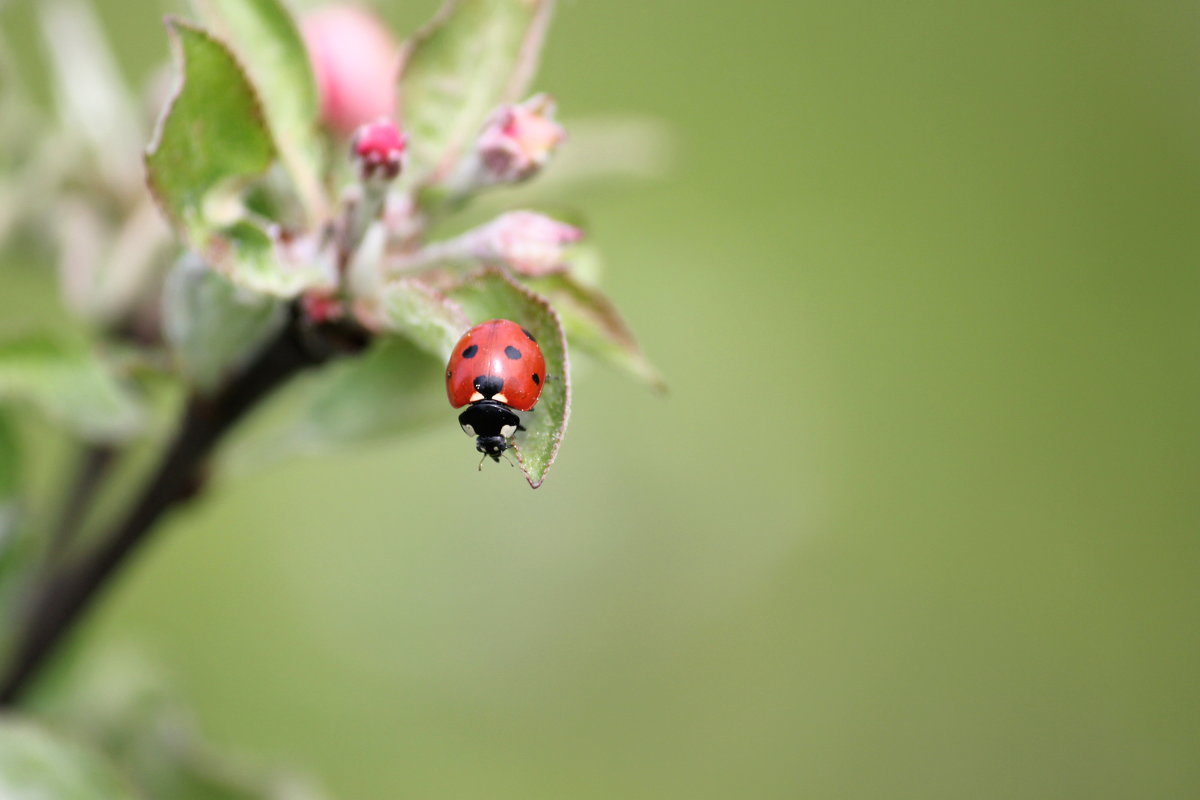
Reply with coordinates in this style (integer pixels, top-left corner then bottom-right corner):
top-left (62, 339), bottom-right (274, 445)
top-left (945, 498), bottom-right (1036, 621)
top-left (302, 5), bottom-right (397, 136)
top-left (301, 289), bottom-right (345, 324)
top-left (476, 94), bottom-right (565, 184)
top-left (473, 211), bottom-right (583, 276)
top-left (352, 118), bottom-right (406, 180)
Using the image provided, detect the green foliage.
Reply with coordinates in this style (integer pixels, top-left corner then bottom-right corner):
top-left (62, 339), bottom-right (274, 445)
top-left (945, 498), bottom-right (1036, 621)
top-left (163, 255), bottom-right (285, 392)
top-left (189, 0), bottom-right (328, 222)
top-left (0, 718), bottom-right (138, 799)
top-left (447, 268), bottom-right (569, 487)
top-left (0, 336), bottom-right (143, 442)
top-left (260, 339), bottom-right (445, 461)
top-left (0, 0), bottom-right (664, 791)
top-left (33, 649), bottom-right (328, 800)
top-left (397, 0), bottom-right (554, 185)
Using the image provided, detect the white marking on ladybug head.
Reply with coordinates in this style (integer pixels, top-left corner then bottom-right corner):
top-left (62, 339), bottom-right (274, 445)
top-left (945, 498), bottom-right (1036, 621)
top-left (494, 393), bottom-right (509, 404)
top-left (461, 423), bottom-right (476, 437)
top-left (469, 391), bottom-right (484, 402)
top-left (500, 424), bottom-right (517, 438)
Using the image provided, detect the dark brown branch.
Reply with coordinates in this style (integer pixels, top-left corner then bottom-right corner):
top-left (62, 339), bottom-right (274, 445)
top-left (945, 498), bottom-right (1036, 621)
top-left (0, 313), bottom-right (368, 705)
top-left (45, 444), bottom-right (118, 562)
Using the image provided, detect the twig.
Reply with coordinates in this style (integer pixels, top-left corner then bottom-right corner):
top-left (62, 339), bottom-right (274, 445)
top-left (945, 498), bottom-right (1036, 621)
top-left (45, 443), bottom-right (117, 563)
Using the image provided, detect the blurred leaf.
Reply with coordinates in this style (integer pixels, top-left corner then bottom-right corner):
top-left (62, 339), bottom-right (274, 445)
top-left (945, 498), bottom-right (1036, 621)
top-left (34, 648), bottom-right (329, 800)
top-left (379, 279), bottom-right (470, 361)
top-left (163, 255), bottom-right (286, 392)
top-left (224, 337), bottom-right (445, 474)
top-left (0, 336), bottom-right (144, 442)
top-left (525, 272), bottom-right (664, 390)
top-left (397, 0), bottom-right (554, 184)
top-left (0, 35), bottom-right (60, 248)
top-left (0, 717), bottom-right (138, 799)
top-left (298, 338), bottom-right (443, 449)
top-left (212, 221), bottom-right (332, 298)
top-left (37, 0), bottom-right (143, 198)
top-left (58, 198), bottom-right (173, 326)
top-left (146, 19), bottom-right (275, 237)
top-left (190, 0), bottom-right (329, 223)
top-left (447, 267), bottom-right (568, 488)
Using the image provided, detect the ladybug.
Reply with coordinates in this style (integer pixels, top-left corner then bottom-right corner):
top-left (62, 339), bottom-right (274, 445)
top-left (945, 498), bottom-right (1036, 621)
top-left (446, 319), bottom-right (546, 464)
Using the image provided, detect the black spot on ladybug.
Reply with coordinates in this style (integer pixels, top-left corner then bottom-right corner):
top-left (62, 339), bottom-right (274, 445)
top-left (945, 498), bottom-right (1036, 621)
top-left (531, 373), bottom-right (540, 385)
top-left (461, 344), bottom-right (478, 358)
top-left (521, 327), bottom-right (537, 343)
top-left (505, 345), bottom-right (522, 360)
top-left (473, 374), bottom-right (504, 398)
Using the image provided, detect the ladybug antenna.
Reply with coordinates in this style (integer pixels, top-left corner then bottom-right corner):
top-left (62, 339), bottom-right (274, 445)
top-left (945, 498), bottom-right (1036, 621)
top-left (502, 450), bottom-right (516, 468)
top-left (477, 453), bottom-right (489, 471)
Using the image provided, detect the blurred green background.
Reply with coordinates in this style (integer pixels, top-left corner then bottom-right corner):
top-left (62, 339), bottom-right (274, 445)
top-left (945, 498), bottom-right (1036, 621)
top-left (4, 0), bottom-right (1200, 797)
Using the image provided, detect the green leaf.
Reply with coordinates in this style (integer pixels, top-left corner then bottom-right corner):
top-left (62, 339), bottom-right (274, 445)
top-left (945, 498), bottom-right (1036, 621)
top-left (379, 279), bottom-right (471, 361)
top-left (223, 338), bottom-right (445, 474)
top-left (397, 0), bottom-right (555, 184)
top-left (524, 272), bottom-right (665, 391)
top-left (209, 220), bottom-right (332, 298)
top-left (0, 337), bottom-right (144, 442)
top-left (38, 0), bottom-right (143, 196)
top-left (163, 255), bottom-right (286, 392)
top-left (146, 19), bottom-right (276, 238)
top-left (190, 0), bottom-right (329, 223)
top-left (298, 339), bottom-right (444, 449)
top-left (33, 648), bottom-right (330, 800)
top-left (0, 718), bottom-right (138, 799)
top-left (57, 199), bottom-right (174, 326)
top-left (446, 267), bottom-right (568, 488)
top-left (147, 21), bottom-right (329, 298)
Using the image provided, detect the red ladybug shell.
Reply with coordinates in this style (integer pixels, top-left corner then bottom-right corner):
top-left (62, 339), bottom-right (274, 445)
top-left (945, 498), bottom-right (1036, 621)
top-left (445, 319), bottom-right (546, 411)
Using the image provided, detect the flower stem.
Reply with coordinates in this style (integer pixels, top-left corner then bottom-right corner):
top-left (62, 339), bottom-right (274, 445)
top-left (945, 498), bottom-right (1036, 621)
top-left (45, 443), bottom-right (117, 564)
top-left (0, 311), bottom-right (368, 706)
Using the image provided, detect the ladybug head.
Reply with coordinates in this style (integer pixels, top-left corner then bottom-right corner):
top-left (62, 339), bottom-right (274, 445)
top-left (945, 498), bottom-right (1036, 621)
top-left (476, 434), bottom-right (509, 463)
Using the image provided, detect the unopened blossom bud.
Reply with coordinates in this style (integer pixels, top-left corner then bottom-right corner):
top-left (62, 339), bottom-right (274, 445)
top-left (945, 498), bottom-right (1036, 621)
top-left (476, 94), bottom-right (565, 184)
top-left (473, 211), bottom-right (583, 276)
top-left (302, 5), bottom-right (397, 136)
top-left (352, 118), bottom-right (406, 181)
top-left (301, 289), bottom-right (345, 324)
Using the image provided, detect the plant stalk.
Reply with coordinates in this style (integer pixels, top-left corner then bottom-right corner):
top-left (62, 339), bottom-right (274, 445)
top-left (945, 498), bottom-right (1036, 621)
top-left (45, 443), bottom-right (118, 563)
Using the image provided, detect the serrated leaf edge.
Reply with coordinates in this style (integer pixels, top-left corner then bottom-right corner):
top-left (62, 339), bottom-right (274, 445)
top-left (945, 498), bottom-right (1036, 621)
top-left (144, 17), bottom-right (277, 238)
